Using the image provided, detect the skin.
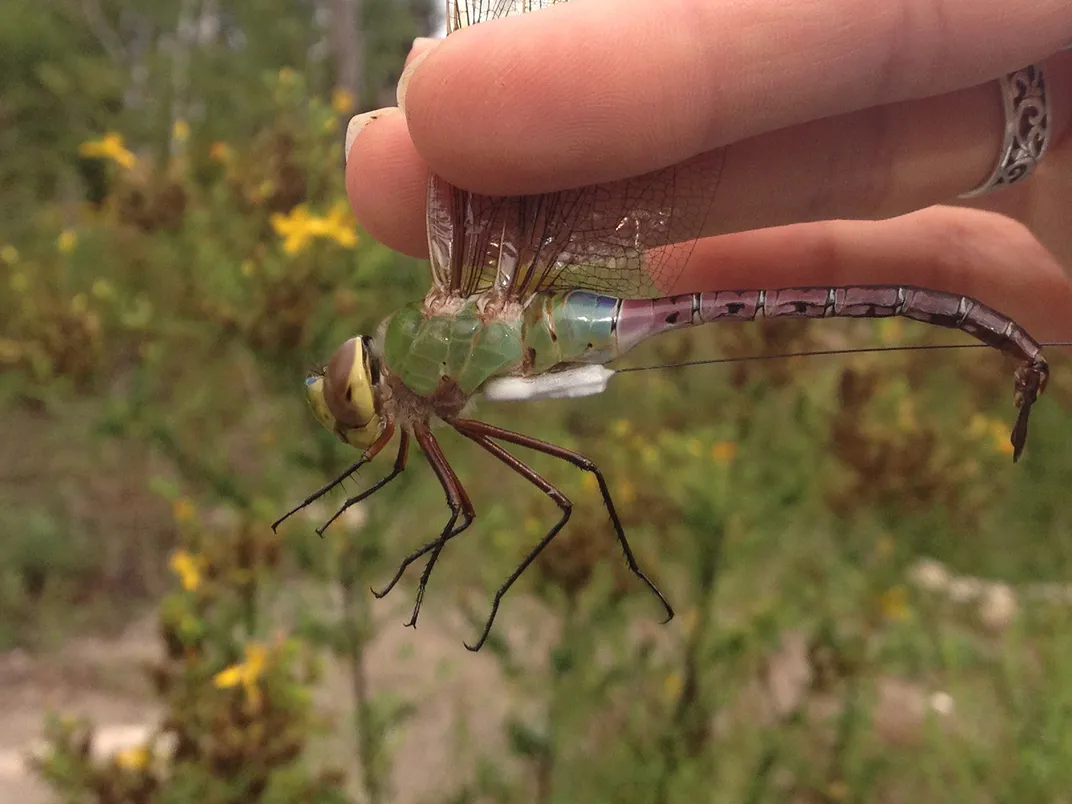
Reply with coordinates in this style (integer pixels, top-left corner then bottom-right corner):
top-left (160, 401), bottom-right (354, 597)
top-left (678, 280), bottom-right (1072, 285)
top-left (343, 0), bottom-right (1072, 344)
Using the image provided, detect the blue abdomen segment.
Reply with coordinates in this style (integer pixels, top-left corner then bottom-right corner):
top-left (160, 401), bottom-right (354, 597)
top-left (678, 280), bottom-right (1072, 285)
top-left (522, 291), bottom-right (621, 374)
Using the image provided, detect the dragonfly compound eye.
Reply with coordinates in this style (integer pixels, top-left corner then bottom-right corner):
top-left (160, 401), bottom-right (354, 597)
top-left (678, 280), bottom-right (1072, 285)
top-left (304, 375), bottom-right (337, 435)
top-left (320, 337), bottom-right (380, 449)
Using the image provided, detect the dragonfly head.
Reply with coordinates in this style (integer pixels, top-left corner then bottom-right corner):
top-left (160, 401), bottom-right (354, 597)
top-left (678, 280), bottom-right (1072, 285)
top-left (306, 336), bottom-right (382, 449)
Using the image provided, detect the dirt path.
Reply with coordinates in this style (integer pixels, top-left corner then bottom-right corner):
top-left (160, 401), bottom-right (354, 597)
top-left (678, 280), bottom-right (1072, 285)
top-left (0, 604), bottom-right (518, 804)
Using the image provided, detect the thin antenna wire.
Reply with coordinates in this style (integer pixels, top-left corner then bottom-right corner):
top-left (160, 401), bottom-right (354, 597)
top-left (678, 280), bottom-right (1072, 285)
top-left (616, 342), bottom-right (1072, 375)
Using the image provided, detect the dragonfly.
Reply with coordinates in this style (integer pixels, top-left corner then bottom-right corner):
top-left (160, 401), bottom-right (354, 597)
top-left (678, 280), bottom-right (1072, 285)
top-left (273, 0), bottom-right (1050, 651)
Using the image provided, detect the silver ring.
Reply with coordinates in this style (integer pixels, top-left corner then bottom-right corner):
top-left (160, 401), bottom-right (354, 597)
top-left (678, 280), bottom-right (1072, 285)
top-left (959, 64), bottom-right (1051, 199)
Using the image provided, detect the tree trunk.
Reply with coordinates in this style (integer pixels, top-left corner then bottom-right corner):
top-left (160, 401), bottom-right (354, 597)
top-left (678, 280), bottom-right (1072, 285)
top-left (328, 0), bottom-right (364, 109)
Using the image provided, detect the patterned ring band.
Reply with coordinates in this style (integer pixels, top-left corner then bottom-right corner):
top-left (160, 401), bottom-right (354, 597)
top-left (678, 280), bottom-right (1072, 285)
top-left (959, 64), bottom-right (1051, 199)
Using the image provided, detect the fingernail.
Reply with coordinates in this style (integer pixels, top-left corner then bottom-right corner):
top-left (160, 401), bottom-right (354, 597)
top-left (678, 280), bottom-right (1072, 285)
top-left (345, 109), bottom-right (387, 164)
top-left (411, 36), bottom-right (439, 55)
top-left (396, 48), bottom-right (432, 114)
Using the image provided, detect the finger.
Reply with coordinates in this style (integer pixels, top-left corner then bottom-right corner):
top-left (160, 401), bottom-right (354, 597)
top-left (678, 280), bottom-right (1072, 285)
top-left (345, 107), bottom-right (428, 257)
top-left (345, 57), bottom-right (1072, 258)
top-left (673, 205), bottom-right (1072, 342)
top-left (399, 0), bottom-right (1072, 195)
top-left (405, 36), bottom-right (438, 66)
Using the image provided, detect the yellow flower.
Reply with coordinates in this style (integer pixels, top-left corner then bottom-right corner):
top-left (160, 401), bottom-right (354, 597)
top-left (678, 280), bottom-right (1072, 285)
top-left (993, 435), bottom-right (1015, 457)
top-left (990, 420), bottom-right (1015, 457)
top-left (322, 199), bottom-right (358, 247)
top-left (640, 445), bottom-right (659, 466)
top-left (56, 230), bottom-right (77, 254)
top-left (331, 87), bottom-right (355, 115)
top-left (169, 550), bottom-right (203, 592)
top-left (879, 585), bottom-right (910, 621)
top-left (1, 245), bottom-right (19, 264)
top-left (114, 745), bottom-right (150, 771)
top-left (215, 642), bottom-right (269, 709)
top-left (711, 441), bottom-right (737, 464)
top-left (269, 202), bottom-right (358, 254)
top-left (91, 279), bottom-right (114, 300)
top-left (277, 67), bottom-right (297, 86)
top-left (611, 419), bottom-right (631, 437)
top-left (661, 671), bottom-right (683, 703)
top-left (172, 496), bottom-right (196, 523)
top-left (967, 413), bottom-right (990, 439)
top-left (172, 119), bottom-right (190, 142)
top-left (209, 141), bottom-right (233, 163)
top-left (79, 132), bottom-right (137, 169)
top-left (270, 205), bottom-right (314, 254)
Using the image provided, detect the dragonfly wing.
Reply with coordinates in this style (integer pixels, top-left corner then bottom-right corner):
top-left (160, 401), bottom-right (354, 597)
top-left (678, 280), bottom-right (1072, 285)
top-left (446, 0), bottom-right (569, 32)
top-left (428, 0), bottom-right (724, 299)
top-left (428, 151), bottom-right (725, 299)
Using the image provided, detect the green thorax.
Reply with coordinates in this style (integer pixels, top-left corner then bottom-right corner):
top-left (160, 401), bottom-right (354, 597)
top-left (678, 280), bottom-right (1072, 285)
top-left (381, 292), bottom-right (620, 398)
top-left (381, 299), bottom-right (525, 397)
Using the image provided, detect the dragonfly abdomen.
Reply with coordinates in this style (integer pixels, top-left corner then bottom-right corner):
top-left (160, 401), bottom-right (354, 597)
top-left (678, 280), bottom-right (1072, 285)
top-left (611, 286), bottom-right (1045, 366)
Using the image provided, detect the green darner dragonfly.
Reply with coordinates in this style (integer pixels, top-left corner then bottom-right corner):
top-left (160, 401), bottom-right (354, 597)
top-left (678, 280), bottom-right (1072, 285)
top-left (273, 0), bottom-right (1050, 651)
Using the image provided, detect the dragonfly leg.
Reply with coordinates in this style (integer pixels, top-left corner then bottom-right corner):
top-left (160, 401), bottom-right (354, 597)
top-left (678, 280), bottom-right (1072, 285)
top-left (452, 422), bottom-right (576, 651)
top-left (372, 425), bottom-right (474, 629)
top-left (272, 419), bottom-right (397, 532)
top-left (449, 418), bottom-right (674, 626)
top-left (315, 429), bottom-right (410, 536)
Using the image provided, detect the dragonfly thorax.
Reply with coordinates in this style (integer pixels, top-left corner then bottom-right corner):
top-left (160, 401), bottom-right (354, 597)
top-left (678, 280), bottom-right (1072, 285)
top-left (381, 298), bottom-right (526, 399)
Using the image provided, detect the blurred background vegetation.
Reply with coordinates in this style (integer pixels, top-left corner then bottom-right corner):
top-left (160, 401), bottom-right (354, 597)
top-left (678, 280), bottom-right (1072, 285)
top-left (3, 1), bottom-right (1072, 802)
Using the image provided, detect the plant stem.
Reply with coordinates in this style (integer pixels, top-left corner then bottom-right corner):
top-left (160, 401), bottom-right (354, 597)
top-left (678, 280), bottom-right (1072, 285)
top-left (339, 571), bottom-right (381, 804)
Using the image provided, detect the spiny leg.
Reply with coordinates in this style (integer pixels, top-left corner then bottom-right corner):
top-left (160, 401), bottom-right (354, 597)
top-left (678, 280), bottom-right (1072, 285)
top-left (272, 419), bottom-right (396, 532)
top-left (373, 424), bottom-right (474, 629)
top-left (453, 422), bottom-right (575, 651)
top-left (449, 417), bottom-right (673, 624)
top-left (372, 427), bottom-right (474, 603)
top-left (316, 429), bottom-right (410, 536)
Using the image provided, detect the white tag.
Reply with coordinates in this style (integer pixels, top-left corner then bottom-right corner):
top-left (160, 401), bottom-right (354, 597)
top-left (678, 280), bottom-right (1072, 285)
top-left (481, 365), bottom-right (616, 402)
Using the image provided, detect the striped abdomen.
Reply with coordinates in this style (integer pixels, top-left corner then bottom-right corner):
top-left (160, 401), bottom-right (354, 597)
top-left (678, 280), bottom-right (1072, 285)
top-left (609, 286), bottom-right (1044, 366)
top-left (527, 286), bottom-right (1047, 459)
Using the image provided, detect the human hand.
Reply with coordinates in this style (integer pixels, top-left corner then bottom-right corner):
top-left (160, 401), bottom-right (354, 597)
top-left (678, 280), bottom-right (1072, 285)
top-left (343, 0), bottom-right (1072, 341)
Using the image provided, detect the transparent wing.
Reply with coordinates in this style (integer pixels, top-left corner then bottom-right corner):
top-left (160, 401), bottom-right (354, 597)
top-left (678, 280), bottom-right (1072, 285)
top-left (427, 150), bottom-right (724, 299)
top-left (446, 0), bottom-right (569, 32)
top-left (428, 0), bottom-right (723, 299)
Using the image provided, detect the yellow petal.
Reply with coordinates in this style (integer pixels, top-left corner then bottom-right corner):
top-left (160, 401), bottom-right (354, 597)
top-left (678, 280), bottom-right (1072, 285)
top-left (711, 441), bottom-right (737, 463)
top-left (214, 665), bottom-right (244, 689)
top-left (244, 643), bottom-right (268, 677)
top-left (56, 230), bottom-right (78, 254)
top-left (172, 119), bottom-right (190, 142)
top-left (169, 550), bottom-right (202, 592)
top-left (115, 745), bottom-right (150, 771)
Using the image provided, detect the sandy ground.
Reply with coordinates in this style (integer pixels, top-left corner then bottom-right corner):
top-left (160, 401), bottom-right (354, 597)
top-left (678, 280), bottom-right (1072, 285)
top-left (0, 556), bottom-right (1048, 802)
top-left (0, 601), bottom-right (519, 804)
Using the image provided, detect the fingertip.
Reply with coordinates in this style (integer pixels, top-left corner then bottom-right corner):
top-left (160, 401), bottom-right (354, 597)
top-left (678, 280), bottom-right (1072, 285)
top-left (344, 107), bottom-right (429, 258)
top-left (407, 36), bottom-right (440, 64)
